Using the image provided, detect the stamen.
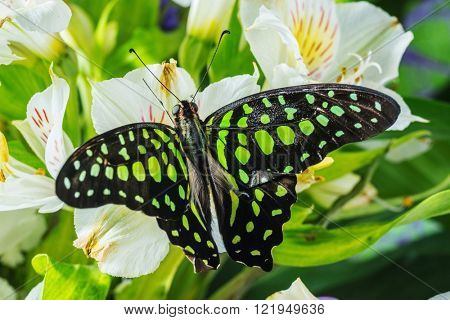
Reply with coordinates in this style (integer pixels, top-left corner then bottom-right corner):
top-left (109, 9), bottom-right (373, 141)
top-left (337, 52), bottom-right (382, 84)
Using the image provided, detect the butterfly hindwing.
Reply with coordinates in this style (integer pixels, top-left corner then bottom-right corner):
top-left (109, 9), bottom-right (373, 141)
top-left (217, 174), bottom-right (297, 271)
top-left (157, 201), bottom-right (220, 272)
top-left (205, 84), bottom-right (400, 185)
top-left (56, 123), bottom-right (189, 220)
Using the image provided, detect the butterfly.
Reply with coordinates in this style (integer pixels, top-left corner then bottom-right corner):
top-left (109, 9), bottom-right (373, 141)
top-left (56, 83), bottom-right (400, 272)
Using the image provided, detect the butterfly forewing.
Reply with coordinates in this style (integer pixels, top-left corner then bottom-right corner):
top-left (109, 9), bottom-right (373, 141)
top-left (205, 84), bottom-right (400, 186)
top-left (56, 123), bottom-right (189, 220)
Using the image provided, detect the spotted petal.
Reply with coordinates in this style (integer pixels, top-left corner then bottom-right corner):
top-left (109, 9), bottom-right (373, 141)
top-left (242, 5), bottom-right (309, 87)
top-left (74, 205), bottom-right (170, 278)
top-left (22, 67), bottom-right (73, 178)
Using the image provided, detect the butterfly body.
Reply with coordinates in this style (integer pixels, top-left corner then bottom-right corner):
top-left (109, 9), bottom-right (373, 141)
top-left (56, 84), bottom-right (400, 272)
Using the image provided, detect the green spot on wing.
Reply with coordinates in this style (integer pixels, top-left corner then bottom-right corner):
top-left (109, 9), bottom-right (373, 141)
top-left (239, 169), bottom-right (249, 183)
top-left (278, 95), bottom-right (286, 105)
top-left (305, 94), bottom-right (315, 104)
top-left (148, 157), bottom-right (161, 182)
top-left (132, 162), bottom-right (146, 182)
top-left (167, 164), bottom-right (177, 182)
top-left (330, 105), bottom-right (345, 116)
top-left (255, 130), bottom-right (274, 155)
top-left (237, 117), bottom-right (248, 128)
top-left (260, 114), bottom-right (270, 124)
top-left (229, 190), bottom-right (239, 227)
top-left (90, 164), bottom-right (100, 177)
top-left (243, 103), bottom-right (253, 114)
top-left (154, 129), bottom-right (170, 142)
top-left (117, 165), bottom-right (129, 181)
top-left (316, 115), bottom-right (329, 127)
top-left (277, 126), bottom-right (296, 145)
top-left (284, 108), bottom-right (297, 120)
top-left (299, 120), bottom-right (315, 136)
top-left (246, 221), bottom-right (254, 232)
top-left (220, 110), bottom-right (233, 128)
top-left (262, 97), bottom-right (272, 108)
top-left (235, 146), bottom-right (251, 165)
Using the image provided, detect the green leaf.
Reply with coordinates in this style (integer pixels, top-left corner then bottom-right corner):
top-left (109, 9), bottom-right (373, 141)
top-left (0, 64), bottom-right (49, 121)
top-left (7, 140), bottom-right (44, 170)
top-left (31, 254), bottom-right (110, 300)
top-left (209, 2), bottom-right (255, 83)
top-left (274, 190), bottom-right (450, 267)
top-left (115, 247), bottom-right (184, 300)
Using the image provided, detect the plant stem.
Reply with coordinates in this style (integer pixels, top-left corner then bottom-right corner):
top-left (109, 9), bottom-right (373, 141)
top-left (209, 267), bottom-right (265, 300)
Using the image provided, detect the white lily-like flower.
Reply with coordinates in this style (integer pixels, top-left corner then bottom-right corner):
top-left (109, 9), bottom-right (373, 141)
top-left (0, 66), bottom-right (73, 213)
top-left (78, 59), bottom-right (260, 278)
top-left (240, 0), bottom-right (424, 130)
top-left (186, 0), bottom-right (236, 42)
top-left (0, 0), bottom-right (71, 65)
top-left (267, 278), bottom-right (317, 300)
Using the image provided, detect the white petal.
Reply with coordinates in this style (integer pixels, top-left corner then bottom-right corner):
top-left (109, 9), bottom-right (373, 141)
top-left (125, 61), bottom-right (196, 109)
top-left (0, 173), bottom-right (63, 213)
top-left (172, 0), bottom-right (191, 7)
top-left (91, 61), bottom-right (196, 133)
top-left (0, 209), bottom-right (46, 267)
top-left (23, 67), bottom-right (73, 177)
top-left (197, 65), bottom-right (260, 119)
top-left (386, 137), bottom-right (431, 163)
top-left (25, 281), bottom-right (43, 300)
top-left (271, 63), bottom-right (311, 88)
top-left (74, 205), bottom-right (170, 278)
top-left (0, 21), bottom-right (65, 60)
top-left (6, 0), bottom-right (72, 33)
top-left (243, 5), bottom-right (308, 86)
top-left (13, 120), bottom-right (45, 161)
top-left (285, 0), bottom-right (340, 79)
top-left (0, 40), bottom-right (21, 65)
top-left (323, 2), bottom-right (412, 85)
top-left (267, 278), bottom-right (317, 300)
top-left (186, 0), bottom-right (235, 41)
top-left (0, 277), bottom-right (16, 300)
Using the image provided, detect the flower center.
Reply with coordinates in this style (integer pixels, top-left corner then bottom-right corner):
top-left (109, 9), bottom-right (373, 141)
top-left (159, 59), bottom-right (178, 97)
top-left (290, 1), bottom-right (339, 79)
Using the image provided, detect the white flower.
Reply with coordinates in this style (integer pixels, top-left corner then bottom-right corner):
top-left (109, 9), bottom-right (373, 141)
top-left (79, 59), bottom-right (260, 277)
top-left (267, 278), bottom-right (317, 300)
top-left (186, 0), bottom-right (236, 42)
top-left (0, 209), bottom-right (46, 267)
top-left (241, 0), bottom-right (425, 130)
top-left (0, 66), bottom-right (73, 213)
top-left (429, 292), bottom-right (450, 300)
top-left (0, 277), bottom-right (16, 300)
top-left (0, 0), bottom-right (71, 65)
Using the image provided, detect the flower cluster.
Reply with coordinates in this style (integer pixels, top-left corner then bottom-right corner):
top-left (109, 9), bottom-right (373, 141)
top-left (0, 0), bottom-right (430, 285)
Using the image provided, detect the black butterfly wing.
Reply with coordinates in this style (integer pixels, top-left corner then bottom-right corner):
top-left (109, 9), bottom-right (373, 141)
top-left (56, 123), bottom-right (220, 270)
top-left (205, 84), bottom-right (400, 183)
top-left (216, 173), bottom-right (297, 271)
top-left (55, 123), bottom-right (189, 220)
top-left (205, 84), bottom-right (400, 270)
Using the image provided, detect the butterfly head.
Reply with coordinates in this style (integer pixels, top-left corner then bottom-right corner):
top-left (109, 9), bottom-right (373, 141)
top-left (172, 100), bottom-right (199, 120)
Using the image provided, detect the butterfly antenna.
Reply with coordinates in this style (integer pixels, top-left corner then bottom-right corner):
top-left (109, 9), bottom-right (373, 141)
top-left (141, 78), bottom-right (175, 125)
top-left (129, 48), bottom-right (182, 104)
top-left (191, 30), bottom-right (230, 102)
